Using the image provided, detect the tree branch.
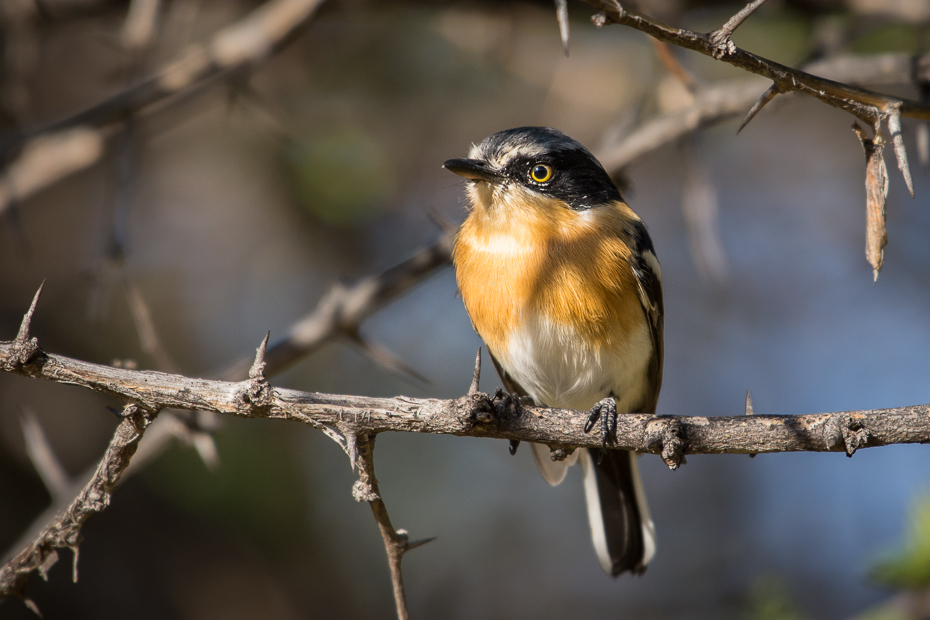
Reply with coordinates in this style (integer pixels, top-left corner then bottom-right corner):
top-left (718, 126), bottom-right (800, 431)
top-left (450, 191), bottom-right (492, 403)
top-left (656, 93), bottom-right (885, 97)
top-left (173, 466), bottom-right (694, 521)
top-left (0, 404), bottom-right (155, 604)
top-left (350, 433), bottom-right (435, 620)
top-left (598, 51), bottom-right (930, 172)
top-left (584, 0), bottom-right (930, 124)
top-left (1, 340), bottom-right (927, 466)
top-left (222, 232), bottom-right (454, 380)
top-left (3, 302), bottom-right (930, 606)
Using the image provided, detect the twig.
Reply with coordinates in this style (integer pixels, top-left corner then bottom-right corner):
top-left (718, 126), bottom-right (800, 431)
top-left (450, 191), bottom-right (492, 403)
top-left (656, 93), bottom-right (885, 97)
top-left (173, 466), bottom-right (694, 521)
top-left (0, 129), bottom-right (105, 216)
top-left (679, 137), bottom-right (727, 282)
top-left (554, 0), bottom-right (570, 56)
top-left (19, 409), bottom-right (70, 501)
top-left (467, 348), bottom-right (482, 395)
top-left (350, 434), bottom-right (434, 620)
top-left (599, 51), bottom-right (930, 172)
top-left (222, 232), bottom-right (454, 380)
top-left (707, 0), bottom-right (769, 55)
top-left (1, 236), bottom-right (452, 580)
top-left (0, 404), bottom-right (156, 603)
top-left (585, 0), bottom-right (930, 123)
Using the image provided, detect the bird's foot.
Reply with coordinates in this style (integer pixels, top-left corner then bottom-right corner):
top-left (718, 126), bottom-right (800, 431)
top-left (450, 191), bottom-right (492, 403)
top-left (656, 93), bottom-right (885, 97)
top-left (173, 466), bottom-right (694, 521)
top-left (492, 387), bottom-right (522, 420)
top-left (584, 397), bottom-right (617, 464)
top-left (473, 387), bottom-right (521, 425)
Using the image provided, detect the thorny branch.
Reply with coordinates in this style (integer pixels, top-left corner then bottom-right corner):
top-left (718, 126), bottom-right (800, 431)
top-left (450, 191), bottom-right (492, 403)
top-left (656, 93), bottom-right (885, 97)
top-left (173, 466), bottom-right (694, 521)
top-left (597, 52), bottom-right (930, 172)
top-left (582, 0), bottom-right (930, 124)
top-left (0, 404), bottom-right (154, 609)
top-left (581, 0), bottom-right (930, 277)
top-left (4, 291), bottom-right (930, 605)
top-left (1, 230), bottom-right (453, 614)
top-left (349, 434), bottom-right (435, 620)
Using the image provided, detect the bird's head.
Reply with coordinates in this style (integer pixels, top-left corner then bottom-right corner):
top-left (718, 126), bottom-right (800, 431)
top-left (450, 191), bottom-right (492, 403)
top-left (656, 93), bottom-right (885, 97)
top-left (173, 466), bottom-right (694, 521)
top-left (443, 127), bottom-right (622, 220)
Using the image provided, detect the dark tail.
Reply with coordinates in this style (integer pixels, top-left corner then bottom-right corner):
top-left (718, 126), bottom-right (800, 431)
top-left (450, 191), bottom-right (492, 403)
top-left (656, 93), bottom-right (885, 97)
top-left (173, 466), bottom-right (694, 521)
top-left (582, 448), bottom-right (656, 576)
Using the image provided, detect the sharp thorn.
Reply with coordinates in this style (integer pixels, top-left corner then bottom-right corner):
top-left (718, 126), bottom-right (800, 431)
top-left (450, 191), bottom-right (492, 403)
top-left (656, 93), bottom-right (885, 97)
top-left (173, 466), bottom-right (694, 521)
top-left (554, 0), bottom-right (570, 57)
top-left (738, 83), bottom-right (778, 134)
top-left (23, 598), bottom-right (42, 617)
top-left (468, 347), bottom-right (482, 395)
top-left (712, 0), bottom-right (769, 43)
top-left (192, 432), bottom-right (221, 471)
top-left (888, 109), bottom-right (915, 198)
top-left (249, 331), bottom-right (270, 380)
top-left (346, 431), bottom-right (358, 473)
top-left (745, 390), bottom-right (754, 415)
top-left (16, 280), bottom-right (45, 343)
top-left (405, 536), bottom-right (437, 551)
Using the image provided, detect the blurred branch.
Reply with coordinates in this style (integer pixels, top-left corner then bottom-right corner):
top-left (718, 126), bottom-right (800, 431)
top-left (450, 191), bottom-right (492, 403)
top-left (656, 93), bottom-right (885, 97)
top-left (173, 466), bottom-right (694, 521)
top-left (598, 52), bottom-right (930, 172)
top-left (19, 408), bottom-right (70, 501)
top-left (0, 0), bottom-right (327, 210)
top-left (223, 231), bottom-right (455, 380)
top-left (0, 128), bottom-right (106, 216)
top-left (120, 0), bottom-right (161, 52)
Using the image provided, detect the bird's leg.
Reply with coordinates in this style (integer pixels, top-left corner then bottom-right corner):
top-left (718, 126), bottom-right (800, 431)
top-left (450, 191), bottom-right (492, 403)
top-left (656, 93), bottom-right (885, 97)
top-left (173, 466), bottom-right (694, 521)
top-left (584, 397), bottom-right (618, 464)
top-left (491, 387), bottom-right (527, 420)
top-left (489, 388), bottom-right (523, 455)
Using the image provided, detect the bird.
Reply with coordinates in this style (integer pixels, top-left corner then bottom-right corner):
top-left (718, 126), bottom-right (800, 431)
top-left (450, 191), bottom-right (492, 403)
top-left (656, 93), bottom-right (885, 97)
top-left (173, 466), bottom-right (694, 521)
top-left (444, 127), bottom-right (663, 576)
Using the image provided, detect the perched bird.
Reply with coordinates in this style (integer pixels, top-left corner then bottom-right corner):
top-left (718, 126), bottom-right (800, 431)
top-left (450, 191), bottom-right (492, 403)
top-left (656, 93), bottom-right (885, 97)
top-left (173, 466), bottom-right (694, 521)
top-left (445, 127), bottom-right (663, 576)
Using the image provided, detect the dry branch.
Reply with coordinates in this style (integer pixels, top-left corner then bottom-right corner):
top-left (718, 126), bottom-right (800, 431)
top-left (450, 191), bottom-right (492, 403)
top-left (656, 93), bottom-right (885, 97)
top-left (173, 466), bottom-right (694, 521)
top-left (3, 303), bottom-right (930, 607)
top-left (583, 0), bottom-right (930, 124)
top-left (0, 405), bottom-right (154, 605)
top-left (1, 340), bottom-right (928, 466)
top-left (351, 434), bottom-right (434, 620)
top-left (0, 234), bottom-right (453, 607)
top-left (598, 51), bottom-right (930, 172)
top-left (222, 232), bottom-right (454, 380)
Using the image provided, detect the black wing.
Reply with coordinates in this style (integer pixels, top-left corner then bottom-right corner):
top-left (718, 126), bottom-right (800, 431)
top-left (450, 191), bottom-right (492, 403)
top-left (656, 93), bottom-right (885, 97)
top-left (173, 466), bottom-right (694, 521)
top-left (627, 219), bottom-right (664, 414)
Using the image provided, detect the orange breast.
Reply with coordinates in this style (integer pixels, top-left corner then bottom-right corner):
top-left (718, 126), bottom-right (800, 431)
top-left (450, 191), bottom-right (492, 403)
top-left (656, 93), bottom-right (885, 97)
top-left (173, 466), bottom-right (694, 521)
top-left (453, 197), bottom-right (644, 364)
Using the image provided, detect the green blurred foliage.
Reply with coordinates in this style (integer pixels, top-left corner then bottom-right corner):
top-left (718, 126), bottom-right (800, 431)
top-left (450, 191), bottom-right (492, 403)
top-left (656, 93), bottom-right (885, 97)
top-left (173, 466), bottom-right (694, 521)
top-left (743, 574), bottom-right (807, 620)
top-left (854, 607), bottom-right (910, 620)
top-left (871, 495), bottom-right (930, 590)
top-left (851, 23), bottom-right (920, 55)
top-left (142, 420), bottom-right (310, 555)
top-left (283, 125), bottom-right (396, 228)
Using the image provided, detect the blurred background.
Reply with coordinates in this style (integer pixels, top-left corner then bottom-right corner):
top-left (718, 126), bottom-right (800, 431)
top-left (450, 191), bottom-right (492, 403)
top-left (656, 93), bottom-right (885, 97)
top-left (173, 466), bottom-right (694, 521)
top-left (2, 0), bottom-right (930, 618)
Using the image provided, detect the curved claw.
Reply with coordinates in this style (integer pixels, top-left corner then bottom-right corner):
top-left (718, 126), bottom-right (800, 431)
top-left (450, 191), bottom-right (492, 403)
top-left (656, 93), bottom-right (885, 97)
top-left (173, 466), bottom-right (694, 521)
top-left (584, 397), bottom-right (618, 464)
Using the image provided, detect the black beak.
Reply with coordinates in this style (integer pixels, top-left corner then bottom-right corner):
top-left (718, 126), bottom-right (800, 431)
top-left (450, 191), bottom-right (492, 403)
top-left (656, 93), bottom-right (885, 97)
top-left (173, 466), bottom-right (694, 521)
top-left (442, 158), bottom-right (503, 183)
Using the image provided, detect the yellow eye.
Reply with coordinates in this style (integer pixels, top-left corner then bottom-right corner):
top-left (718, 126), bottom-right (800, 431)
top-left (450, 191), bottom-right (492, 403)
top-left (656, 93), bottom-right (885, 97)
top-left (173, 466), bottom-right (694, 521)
top-left (530, 164), bottom-right (553, 183)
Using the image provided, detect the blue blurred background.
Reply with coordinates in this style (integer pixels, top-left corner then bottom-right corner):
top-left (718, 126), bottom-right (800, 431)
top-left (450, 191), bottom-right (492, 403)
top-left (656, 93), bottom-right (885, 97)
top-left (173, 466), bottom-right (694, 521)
top-left (1, 1), bottom-right (930, 618)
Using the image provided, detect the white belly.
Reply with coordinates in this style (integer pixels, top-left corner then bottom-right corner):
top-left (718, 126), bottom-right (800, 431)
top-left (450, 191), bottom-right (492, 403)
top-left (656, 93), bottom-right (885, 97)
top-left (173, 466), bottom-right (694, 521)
top-left (498, 311), bottom-right (653, 413)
